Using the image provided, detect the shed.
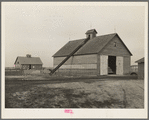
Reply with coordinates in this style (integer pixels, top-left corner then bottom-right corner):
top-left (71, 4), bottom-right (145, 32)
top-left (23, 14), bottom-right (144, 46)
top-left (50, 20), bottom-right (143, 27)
top-left (14, 54), bottom-right (43, 70)
top-left (53, 29), bottom-right (132, 76)
top-left (135, 57), bottom-right (144, 79)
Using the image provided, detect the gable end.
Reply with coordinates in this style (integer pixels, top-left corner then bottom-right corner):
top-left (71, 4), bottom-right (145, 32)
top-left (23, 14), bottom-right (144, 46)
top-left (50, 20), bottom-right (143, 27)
top-left (14, 57), bottom-right (19, 64)
top-left (99, 34), bottom-right (132, 56)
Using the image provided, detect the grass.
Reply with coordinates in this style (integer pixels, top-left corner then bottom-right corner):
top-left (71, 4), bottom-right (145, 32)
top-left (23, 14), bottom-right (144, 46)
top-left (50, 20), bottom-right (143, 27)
top-left (5, 75), bottom-right (144, 108)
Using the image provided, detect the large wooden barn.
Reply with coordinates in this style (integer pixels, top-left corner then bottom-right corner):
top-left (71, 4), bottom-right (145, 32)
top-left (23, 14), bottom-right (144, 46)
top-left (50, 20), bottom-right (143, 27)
top-left (53, 29), bottom-right (132, 76)
top-left (14, 54), bottom-right (43, 70)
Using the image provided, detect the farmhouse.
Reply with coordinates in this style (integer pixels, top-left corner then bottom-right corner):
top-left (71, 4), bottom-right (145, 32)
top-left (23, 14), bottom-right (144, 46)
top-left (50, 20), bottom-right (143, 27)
top-left (135, 57), bottom-right (144, 79)
top-left (53, 29), bottom-right (132, 76)
top-left (14, 54), bottom-right (43, 70)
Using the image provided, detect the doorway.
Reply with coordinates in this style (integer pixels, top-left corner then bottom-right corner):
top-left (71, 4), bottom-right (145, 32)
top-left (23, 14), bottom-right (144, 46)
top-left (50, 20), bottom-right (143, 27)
top-left (29, 64), bottom-right (31, 69)
top-left (108, 56), bottom-right (116, 74)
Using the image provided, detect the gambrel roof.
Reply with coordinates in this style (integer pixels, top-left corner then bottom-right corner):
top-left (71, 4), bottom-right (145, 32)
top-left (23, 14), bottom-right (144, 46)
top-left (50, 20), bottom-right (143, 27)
top-left (14, 56), bottom-right (43, 65)
top-left (53, 33), bottom-right (132, 57)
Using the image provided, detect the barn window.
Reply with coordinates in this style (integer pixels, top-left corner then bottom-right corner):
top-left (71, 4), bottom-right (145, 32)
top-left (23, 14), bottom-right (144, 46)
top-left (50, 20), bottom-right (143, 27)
top-left (114, 42), bottom-right (117, 47)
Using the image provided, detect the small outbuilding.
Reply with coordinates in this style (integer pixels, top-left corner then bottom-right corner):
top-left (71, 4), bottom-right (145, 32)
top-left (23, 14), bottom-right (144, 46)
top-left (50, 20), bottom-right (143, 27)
top-left (53, 29), bottom-right (132, 76)
top-left (14, 54), bottom-right (43, 70)
top-left (135, 57), bottom-right (144, 79)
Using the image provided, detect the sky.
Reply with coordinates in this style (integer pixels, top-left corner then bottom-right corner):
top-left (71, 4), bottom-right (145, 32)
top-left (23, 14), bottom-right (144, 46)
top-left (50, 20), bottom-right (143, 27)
top-left (3, 2), bottom-right (147, 67)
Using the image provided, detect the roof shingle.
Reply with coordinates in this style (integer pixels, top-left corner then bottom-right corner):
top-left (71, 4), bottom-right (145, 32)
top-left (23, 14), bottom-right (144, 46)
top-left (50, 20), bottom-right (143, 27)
top-left (53, 33), bottom-right (118, 57)
top-left (14, 57), bottom-right (43, 65)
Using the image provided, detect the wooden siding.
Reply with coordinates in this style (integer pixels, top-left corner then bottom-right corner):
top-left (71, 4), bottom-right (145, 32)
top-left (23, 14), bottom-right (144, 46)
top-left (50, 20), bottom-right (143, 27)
top-left (15, 58), bottom-right (42, 70)
top-left (54, 64), bottom-right (97, 69)
top-left (53, 54), bottom-right (98, 76)
top-left (21, 64), bottom-right (42, 70)
top-left (55, 69), bottom-right (97, 76)
top-left (100, 55), bottom-right (108, 75)
top-left (22, 65), bottom-right (29, 69)
top-left (31, 64), bottom-right (42, 70)
top-left (15, 64), bottom-right (21, 69)
top-left (100, 36), bottom-right (131, 56)
top-left (97, 55), bottom-right (130, 75)
top-left (15, 58), bottom-right (21, 68)
top-left (97, 54), bottom-right (100, 75)
top-left (116, 56), bottom-right (123, 75)
top-left (123, 56), bottom-right (130, 75)
top-left (138, 63), bottom-right (144, 79)
top-left (53, 35), bottom-right (131, 76)
top-left (54, 54), bottom-right (97, 66)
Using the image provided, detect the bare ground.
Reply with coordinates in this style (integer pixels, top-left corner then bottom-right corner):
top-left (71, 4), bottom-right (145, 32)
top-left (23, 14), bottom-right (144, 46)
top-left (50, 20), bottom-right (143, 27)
top-left (5, 75), bottom-right (144, 108)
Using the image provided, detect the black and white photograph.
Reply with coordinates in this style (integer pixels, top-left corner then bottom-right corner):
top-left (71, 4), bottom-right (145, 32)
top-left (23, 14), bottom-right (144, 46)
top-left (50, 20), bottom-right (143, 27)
top-left (2, 2), bottom-right (148, 119)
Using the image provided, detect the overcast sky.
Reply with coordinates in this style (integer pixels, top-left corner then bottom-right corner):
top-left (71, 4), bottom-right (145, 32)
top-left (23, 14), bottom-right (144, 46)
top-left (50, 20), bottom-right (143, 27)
top-left (3, 2), bottom-right (147, 67)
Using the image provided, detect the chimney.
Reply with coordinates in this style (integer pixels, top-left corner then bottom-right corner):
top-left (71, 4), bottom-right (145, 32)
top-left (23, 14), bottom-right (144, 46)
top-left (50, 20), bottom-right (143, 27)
top-left (85, 29), bottom-right (97, 39)
top-left (26, 54), bottom-right (31, 58)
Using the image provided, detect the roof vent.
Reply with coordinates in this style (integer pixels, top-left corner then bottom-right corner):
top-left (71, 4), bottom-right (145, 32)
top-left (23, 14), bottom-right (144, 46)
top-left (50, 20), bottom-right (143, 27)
top-left (85, 29), bottom-right (97, 39)
top-left (26, 54), bottom-right (31, 58)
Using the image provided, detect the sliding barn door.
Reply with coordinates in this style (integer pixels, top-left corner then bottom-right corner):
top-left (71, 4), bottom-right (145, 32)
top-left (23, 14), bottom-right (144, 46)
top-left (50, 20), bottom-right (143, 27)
top-left (116, 56), bottom-right (123, 75)
top-left (100, 55), bottom-right (108, 75)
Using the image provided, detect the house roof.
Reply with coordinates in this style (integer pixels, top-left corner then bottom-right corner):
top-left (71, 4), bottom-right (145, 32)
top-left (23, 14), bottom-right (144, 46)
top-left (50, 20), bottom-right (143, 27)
top-left (135, 57), bottom-right (144, 63)
top-left (85, 29), bottom-right (97, 34)
top-left (14, 56), bottom-right (43, 65)
top-left (53, 33), bottom-right (132, 57)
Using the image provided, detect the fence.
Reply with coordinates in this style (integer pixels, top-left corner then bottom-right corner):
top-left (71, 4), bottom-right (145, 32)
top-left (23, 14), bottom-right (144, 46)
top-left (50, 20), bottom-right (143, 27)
top-left (5, 69), bottom-right (44, 76)
top-left (5, 69), bottom-right (24, 76)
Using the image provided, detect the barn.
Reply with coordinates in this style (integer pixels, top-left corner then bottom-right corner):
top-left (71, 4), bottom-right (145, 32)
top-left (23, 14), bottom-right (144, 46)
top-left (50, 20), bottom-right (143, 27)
top-left (14, 54), bottom-right (43, 70)
top-left (135, 57), bottom-right (144, 79)
top-left (52, 29), bottom-right (132, 76)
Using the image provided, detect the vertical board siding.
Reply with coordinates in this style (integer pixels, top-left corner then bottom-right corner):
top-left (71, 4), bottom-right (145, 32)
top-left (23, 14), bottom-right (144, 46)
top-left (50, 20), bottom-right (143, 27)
top-left (100, 55), bottom-right (108, 75)
top-left (100, 36), bottom-right (131, 56)
top-left (123, 56), bottom-right (130, 75)
top-left (98, 55), bottom-right (130, 75)
top-left (97, 55), bottom-right (100, 75)
top-left (138, 63), bottom-right (144, 79)
top-left (116, 56), bottom-right (123, 75)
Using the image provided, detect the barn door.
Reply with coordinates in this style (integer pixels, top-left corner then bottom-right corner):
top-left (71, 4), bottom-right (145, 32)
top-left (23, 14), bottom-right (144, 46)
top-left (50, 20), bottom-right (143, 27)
top-left (116, 56), bottom-right (123, 75)
top-left (100, 55), bottom-right (108, 75)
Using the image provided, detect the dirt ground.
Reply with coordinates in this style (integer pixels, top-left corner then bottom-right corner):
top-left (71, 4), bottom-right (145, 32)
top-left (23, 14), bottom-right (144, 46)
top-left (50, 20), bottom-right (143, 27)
top-left (5, 75), bottom-right (144, 108)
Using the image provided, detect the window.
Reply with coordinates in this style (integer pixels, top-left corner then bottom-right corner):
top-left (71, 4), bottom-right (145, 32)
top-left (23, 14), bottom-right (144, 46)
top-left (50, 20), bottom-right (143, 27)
top-left (114, 42), bottom-right (117, 47)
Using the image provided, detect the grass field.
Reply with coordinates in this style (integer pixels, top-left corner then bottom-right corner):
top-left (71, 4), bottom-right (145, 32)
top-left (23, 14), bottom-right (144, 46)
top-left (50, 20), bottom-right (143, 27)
top-left (5, 75), bottom-right (144, 108)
